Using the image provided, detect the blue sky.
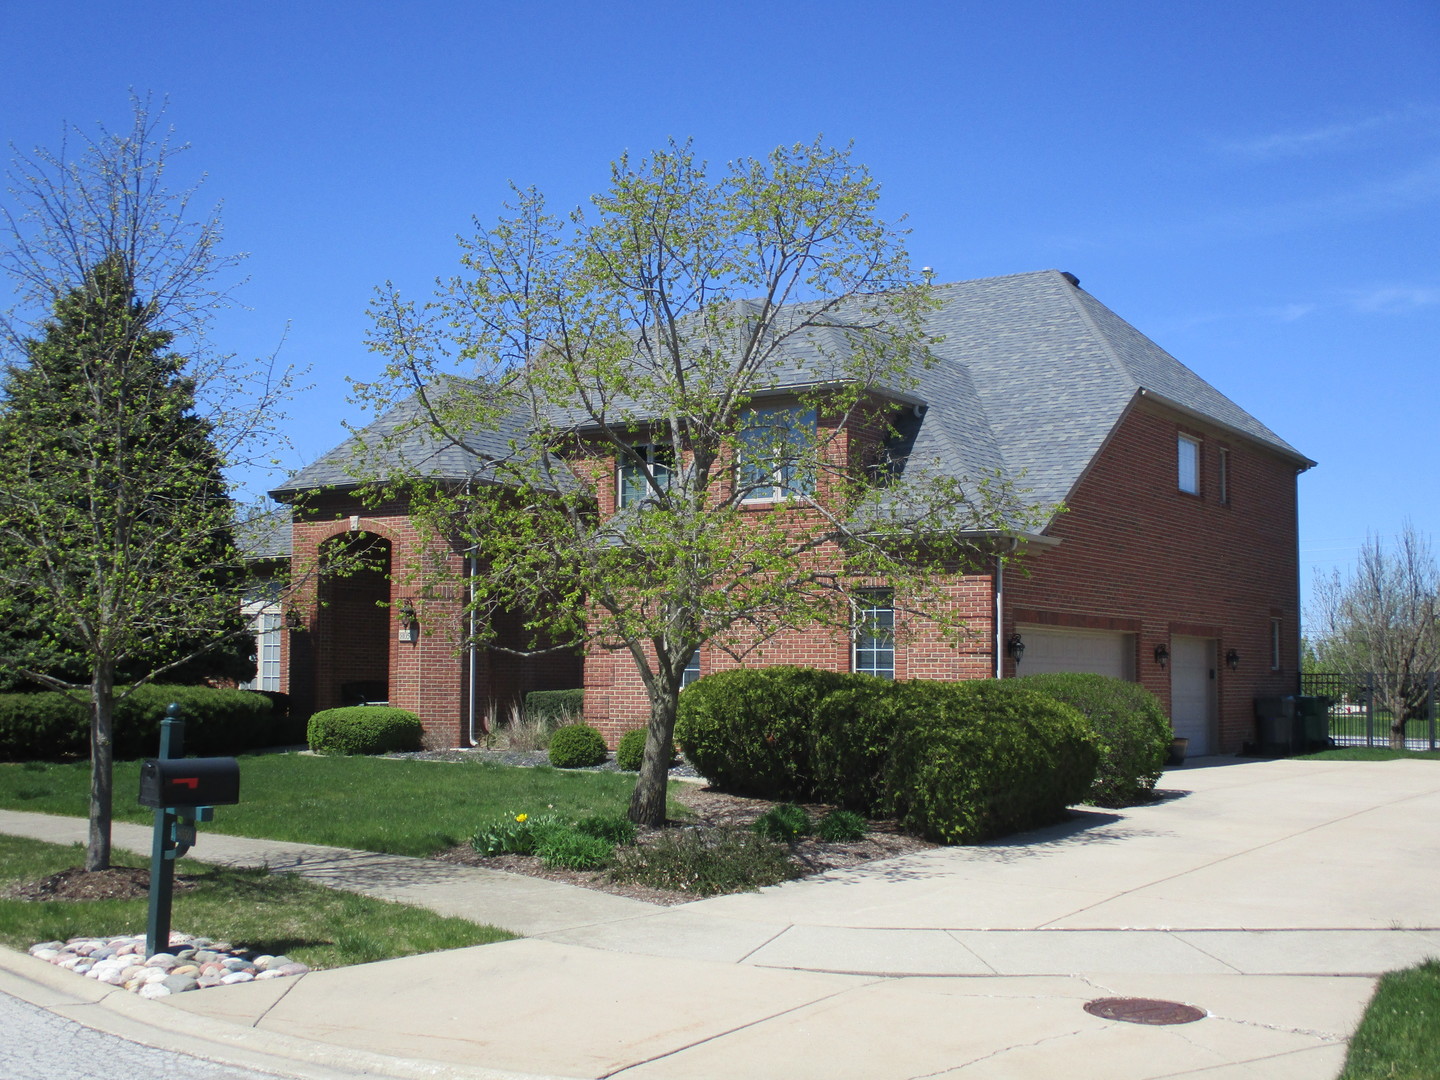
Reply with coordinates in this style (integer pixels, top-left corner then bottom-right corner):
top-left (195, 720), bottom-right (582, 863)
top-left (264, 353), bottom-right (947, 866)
top-left (2, 0), bottom-right (1436, 607)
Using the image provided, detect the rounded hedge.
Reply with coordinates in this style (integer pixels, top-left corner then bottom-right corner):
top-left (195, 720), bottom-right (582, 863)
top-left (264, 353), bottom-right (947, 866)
top-left (547, 723), bottom-right (608, 768)
top-left (306, 706), bottom-right (423, 755)
top-left (616, 728), bottom-right (648, 771)
top-left (884, 680), bottom-right (1099, 844)
top-left (0, 684), bottom-right (276, 762)
top-left (674, 667), bottom-right (855, 800)
top-left (1015, 672), bottom-right (1171, 807)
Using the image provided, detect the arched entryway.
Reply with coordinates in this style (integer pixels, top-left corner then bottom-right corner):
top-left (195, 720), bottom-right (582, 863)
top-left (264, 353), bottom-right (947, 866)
top-left (317, 531), bottom-right (393, 710)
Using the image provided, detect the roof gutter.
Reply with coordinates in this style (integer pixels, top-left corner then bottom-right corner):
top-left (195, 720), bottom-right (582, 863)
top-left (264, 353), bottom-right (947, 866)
top-left (1136, 388), bottom-right (1316, 471)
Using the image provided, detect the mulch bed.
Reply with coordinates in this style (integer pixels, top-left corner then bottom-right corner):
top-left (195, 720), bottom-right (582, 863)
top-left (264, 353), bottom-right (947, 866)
top-left (3, 866), bottom-right (199, 902)
top-left (433, 783), bottom-right (935, 905)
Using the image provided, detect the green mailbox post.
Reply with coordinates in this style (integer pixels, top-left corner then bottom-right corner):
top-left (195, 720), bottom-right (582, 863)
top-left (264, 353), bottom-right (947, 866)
top-left (138, 704), bottom-right (240, 957)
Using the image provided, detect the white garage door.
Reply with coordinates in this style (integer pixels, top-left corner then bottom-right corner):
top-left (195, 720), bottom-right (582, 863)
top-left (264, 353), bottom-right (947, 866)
top-left (1017, 628), bottom-right (1134, 680)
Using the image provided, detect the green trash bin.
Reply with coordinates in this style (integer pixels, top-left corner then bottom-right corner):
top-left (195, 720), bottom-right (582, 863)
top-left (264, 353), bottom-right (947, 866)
top-left (1294, 695), bottom-right (1331, 752)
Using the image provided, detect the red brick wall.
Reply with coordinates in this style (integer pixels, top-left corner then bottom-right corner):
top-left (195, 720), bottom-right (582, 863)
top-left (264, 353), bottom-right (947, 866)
top-left (281, 491), bottom-right (580, 748)
top-left (1005, 398), bottom-right (1303, 752)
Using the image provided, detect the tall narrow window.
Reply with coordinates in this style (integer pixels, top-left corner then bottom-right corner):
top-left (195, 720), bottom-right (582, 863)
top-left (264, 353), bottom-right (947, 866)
top-left (681, 649), bottom-right (701, 689)
top-left (853, 590), bottom-right (895, 679)
top-left (1177, 435), bottom-right (1200, 495)
top-left (1217, 448), bottom-right (1230, 505)
top-left (240, 609), bottom-right (282, 692)
top-left (618, 444), bottom-right (673, 508)
top-left (739, 406), bottom-right (817, 501)
top-left (1271, 618), bottom-right (1282, 671)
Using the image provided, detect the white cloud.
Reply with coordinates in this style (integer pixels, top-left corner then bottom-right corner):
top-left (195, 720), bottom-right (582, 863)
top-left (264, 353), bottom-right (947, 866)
top-left (1223, 105), bottom-right (1439, 160)
top-left (1347, 285), bottom-right (1440, 314)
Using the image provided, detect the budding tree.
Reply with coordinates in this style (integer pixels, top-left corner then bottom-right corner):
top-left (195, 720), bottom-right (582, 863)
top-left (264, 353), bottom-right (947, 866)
top-left (0, 101), bottom-right (292, 869)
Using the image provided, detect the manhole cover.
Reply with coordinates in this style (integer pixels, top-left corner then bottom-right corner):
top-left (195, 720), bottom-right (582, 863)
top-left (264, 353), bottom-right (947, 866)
top-left (1084, 997), bottom-right (1206, 1025)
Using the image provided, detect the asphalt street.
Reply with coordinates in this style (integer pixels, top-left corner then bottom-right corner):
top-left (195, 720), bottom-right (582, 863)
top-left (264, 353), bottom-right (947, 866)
top-left (0, 990), bottom-right (294, 1080)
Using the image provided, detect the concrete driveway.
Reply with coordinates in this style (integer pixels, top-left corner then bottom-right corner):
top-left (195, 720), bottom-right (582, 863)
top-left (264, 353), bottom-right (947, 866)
top-left (4, 756), bottom-right (1438, 1079)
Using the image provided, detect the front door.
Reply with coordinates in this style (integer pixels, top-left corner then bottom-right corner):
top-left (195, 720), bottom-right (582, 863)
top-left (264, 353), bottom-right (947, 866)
top-left (1171, 636), bottom-right (1216, 756)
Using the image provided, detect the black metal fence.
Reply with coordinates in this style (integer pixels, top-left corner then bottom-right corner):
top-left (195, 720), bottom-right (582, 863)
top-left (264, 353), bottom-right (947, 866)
top-left (1299, 671), bottom-right (1438, 751)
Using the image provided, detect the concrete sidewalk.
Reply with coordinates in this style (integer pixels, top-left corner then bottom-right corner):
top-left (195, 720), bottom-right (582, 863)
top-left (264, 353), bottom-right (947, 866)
top-left (3, 756), bottom-right (1439, 1079)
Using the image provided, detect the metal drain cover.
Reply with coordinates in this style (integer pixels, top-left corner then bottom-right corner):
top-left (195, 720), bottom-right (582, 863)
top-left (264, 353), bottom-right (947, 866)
top-left (1084, 997), bottom-right (1206, 1025)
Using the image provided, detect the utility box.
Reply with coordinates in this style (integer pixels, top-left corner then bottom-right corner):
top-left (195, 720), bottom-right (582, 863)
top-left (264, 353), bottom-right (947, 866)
top-left (139, 757), bottom-right (240, 809)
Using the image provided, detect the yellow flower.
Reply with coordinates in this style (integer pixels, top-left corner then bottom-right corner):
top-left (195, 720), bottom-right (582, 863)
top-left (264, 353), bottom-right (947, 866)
top-left (515, 813), bottom-right (528, 823)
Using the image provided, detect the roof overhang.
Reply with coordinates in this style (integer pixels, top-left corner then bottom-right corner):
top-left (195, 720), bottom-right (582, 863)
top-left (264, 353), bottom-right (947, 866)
top-left (1137, 388), bottom-right (1316, 471)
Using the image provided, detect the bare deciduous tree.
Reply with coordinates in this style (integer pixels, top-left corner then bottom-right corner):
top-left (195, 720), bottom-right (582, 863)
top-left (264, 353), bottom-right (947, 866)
top-left (1311, 524), bottom-right (1440, 748)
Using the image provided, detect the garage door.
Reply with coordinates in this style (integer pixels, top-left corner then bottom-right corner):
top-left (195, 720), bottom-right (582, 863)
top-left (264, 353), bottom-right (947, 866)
top-left (1017, 628), bottom-right (1134, 680)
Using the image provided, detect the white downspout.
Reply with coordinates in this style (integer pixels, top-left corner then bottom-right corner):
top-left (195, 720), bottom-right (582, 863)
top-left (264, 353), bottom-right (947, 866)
top-left (467, 550), bottom-right (479, 746)
top-left (995, 537), bottom-right (1020, 678)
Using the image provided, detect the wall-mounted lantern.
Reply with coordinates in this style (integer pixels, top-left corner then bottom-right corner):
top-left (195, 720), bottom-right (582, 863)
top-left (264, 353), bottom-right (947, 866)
top-left (284, 609), bottom-right (303, 630)
top-left (1006, 633), bottom-right (1025, 663)
top-left (398, 599), bottom-right (419, 643)
top-left (1154, 643), bottom-right (1170, 669)
top-left (1225, 648), bottom-right (1240, 671)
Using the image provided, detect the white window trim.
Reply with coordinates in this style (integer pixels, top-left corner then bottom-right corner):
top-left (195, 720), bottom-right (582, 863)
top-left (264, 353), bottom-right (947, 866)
top-left (618, 443), bottom-right (673, 509)
top-left (240, 603), bottom-right (283, 692)
top-left (738, 406), bottom-right (817, 503)
top-left (680, 649), bottom-right (701, 689)
top-left (852, 589), bottom-right (895, 679)
top-left (1178, 434), bottom-right (1201, 495)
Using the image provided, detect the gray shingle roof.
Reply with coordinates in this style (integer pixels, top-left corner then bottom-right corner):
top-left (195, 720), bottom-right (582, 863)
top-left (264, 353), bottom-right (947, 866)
top-left (235, 508), bottom-right (291, 560)
top-left (271, 378), bottom-right (526, 499)
top-left (273, 271), bottom-right (1312, 516)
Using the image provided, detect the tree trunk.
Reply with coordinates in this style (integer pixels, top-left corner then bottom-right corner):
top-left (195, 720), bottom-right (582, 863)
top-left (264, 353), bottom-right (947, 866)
top-left (85, 663), bottom-right (115, 871)
top-left (628, 689), bottom-right (679, 827)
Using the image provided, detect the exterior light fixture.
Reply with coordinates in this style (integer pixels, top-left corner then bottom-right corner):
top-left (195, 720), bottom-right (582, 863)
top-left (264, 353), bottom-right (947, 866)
top-left (1154, 643), bottom-right (1170, 669)
top-left (398, 599), bottom-right (418, 623)
top-left (284, 609), bottom-right (303, 630)
top-left (1225, 648), bottom-right (1240, 671)
top-left (398, 599), bottom-right (419, 642)
top-left (1006, 633), bottom-right (1025, 663)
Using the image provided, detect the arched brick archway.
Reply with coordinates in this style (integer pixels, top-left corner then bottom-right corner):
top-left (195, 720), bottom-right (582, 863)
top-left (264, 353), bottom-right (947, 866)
top-left (315, 531), bottom-right (393, 711)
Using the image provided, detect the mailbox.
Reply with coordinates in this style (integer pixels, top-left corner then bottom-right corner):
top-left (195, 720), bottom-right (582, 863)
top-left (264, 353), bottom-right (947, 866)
top-left (139, 757), bottom-right (240, 808)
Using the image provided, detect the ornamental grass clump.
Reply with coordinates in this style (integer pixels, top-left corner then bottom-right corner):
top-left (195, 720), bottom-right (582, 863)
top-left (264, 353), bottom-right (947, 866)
top-left (609, 827), bottom-right (800, 896)
top-left (751, 803), bottom-right (811, 842)
top-left (547, 723), bottom-right (608, 768)
top-left (535, 829), bottom-right (614, 870)
top-left (815, 809), bottom-right (868, 842)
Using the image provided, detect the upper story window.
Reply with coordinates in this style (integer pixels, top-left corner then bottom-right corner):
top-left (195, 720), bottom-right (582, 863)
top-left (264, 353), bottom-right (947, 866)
top-left (618, 444), bottom-right (673, 509)
top-left (1217, 447), bottom-right (1230, 505)
top-left (853, 589), bottom-right (895, 679)
top-left (1177, 434), bottom-right (1200, 495)
top-left (738, 406), bottom-right (817, 502)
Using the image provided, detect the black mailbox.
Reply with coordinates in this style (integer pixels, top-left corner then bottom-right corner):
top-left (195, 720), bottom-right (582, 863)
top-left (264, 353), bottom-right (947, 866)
top-left (139, 757), bottom-right (240, 808)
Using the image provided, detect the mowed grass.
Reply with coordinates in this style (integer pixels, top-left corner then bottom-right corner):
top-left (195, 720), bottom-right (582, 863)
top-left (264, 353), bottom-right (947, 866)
top-left (1340, 959), bottom-right (1440, 1080)
top-left (0, 833), bottom-right (512, 968)
top-left (1297, 748), bottom-right (1440, 762)
top-left (0, 755), bottom-right (685, 857)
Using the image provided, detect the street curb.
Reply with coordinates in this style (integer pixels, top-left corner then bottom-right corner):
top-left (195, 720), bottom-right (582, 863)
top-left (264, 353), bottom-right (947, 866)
top-left (0, 945), bottom-right (576, 1080)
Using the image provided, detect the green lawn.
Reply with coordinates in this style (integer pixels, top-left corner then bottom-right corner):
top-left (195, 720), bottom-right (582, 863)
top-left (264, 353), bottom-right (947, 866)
top-left (0, 833), bottom-right (512, 968)
top-left (0, 754), bottom-right (685, 857)
top-left (1340, 959), bottom-right (1440, 1080)
top-left (1297, 748), bottom-right (1440, 762)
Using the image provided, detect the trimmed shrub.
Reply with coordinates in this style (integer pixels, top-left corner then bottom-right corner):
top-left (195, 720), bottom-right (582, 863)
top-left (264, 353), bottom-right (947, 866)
top-left (816, 809), bottom-right (868, 842)
top-left (884, 680), bottom-right (1099, 844)
top-left (609, 826), bottom-right (800, 895)
top-left (525, 689), bottom-right (584, 726)
top-left (536, 829), bottom-right (614, 870)
top-left (1015, 672), bottom-right (1171, 807)
top-left (307, 706), bottom-right (423, 755)
top-left (575, 812), bottom-right (637, 847)
top-left (615, 727), bottom-right (648, 772)
top-left (547, 723), bottom-right (608, 768)
top-left (0, 684), bottom-right (275, 762)
top-left (752, 803), bottom-right (811, 842)
top-left (675, 667), bottom-right (853, 799)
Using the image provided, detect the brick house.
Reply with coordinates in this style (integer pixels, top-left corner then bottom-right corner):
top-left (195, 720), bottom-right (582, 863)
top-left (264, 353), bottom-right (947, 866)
top-left (270, 270), bottom-right (1313, 755)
